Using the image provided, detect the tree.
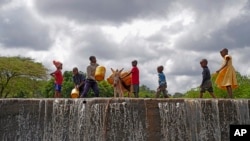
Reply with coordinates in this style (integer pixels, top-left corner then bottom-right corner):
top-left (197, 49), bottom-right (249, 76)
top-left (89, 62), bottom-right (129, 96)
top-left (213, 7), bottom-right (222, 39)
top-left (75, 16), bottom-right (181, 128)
top-left (139, 84), bottom-right (155, 98)
top-left (173, 92), bottom-right (184, 98)
top-left (0, 56), bottom-right (48, 98)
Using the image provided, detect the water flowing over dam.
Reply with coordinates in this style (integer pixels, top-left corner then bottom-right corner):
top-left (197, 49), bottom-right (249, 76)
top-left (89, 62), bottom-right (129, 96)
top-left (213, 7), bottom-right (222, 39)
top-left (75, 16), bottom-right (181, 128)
top-left (0, 98), bottom-right (249, 141)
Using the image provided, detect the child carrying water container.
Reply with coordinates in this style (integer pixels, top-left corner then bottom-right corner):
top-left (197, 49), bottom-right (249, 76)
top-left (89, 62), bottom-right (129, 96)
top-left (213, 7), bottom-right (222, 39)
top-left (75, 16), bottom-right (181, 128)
top-left (155, 65), bottom-right (169, 98)
top-left (72, 67), bottom-right (85, 97)
top-left (80, 56), bottom-right (99, 98)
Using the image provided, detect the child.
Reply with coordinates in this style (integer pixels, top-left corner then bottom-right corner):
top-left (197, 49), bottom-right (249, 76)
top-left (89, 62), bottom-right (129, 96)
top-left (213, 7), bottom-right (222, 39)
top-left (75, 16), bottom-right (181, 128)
top-left (123, 60), bottom-right (140, 98)
top-left (130, 60), bottom-right (140, 98)
top-left (155, 65), bottom-right (169, 98)
top-left (50, 60), bottom-right (63, 98)
top-left (80, 56), bottom-right (99, 98)
top-left (199, 59), bottom-right (216, 98)
top-left (72, 67), bottom-right (85, 97)
top-left (215, 48), bottom-right (238, 98)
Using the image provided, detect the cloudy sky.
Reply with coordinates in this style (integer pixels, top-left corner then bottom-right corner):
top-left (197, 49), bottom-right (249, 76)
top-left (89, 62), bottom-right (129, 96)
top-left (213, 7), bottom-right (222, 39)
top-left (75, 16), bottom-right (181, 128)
top-left (1, 0), bottom-right (250, 94)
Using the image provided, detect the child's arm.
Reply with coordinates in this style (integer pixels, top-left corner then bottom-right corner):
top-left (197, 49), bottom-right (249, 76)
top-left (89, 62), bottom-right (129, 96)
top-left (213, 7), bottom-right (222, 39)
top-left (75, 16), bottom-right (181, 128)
top-left (121, 71), bottom-right (131, 79)
top-left (78, 75), bottom-right (85, 88)
top-left (216, 56), bottom-right (230, 73)
top-left (50, 71), bottom-right (55, 77)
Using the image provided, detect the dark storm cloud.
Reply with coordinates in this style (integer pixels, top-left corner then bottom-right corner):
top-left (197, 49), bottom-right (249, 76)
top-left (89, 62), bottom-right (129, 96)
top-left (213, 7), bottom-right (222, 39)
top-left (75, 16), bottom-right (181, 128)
top-left (34, 0), bottom-right (174, 24)
top-left (176, 11), bottom-right (250, 52)
top-left (178, 0), bottom-right (239, 16)
top-left (0, 0), bottom-right (9, 6)
top-left (0, 7), bottom-right (52, 50)
top-left (225, 13), bottom-right (250, 48)
top-left (173, 0), bottom-right (250, 52)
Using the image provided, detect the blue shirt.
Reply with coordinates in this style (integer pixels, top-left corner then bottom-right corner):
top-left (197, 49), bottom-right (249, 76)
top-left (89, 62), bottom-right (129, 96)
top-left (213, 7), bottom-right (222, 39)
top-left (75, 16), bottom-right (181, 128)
top-left (158, 72), bottom-right (167, 86)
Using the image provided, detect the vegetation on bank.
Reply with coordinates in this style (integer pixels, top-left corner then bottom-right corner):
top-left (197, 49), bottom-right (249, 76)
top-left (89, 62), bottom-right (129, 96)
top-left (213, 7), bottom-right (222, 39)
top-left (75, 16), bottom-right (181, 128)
top-left (1, 56), bottom-right (249, 98)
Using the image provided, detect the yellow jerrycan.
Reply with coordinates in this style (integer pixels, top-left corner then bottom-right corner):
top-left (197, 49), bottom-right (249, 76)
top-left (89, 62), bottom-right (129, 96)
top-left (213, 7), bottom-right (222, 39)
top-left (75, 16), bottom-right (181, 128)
top-left (95, 66), bottom-right (106, 81)
top-left (71, 88), bottom-right (79, 98)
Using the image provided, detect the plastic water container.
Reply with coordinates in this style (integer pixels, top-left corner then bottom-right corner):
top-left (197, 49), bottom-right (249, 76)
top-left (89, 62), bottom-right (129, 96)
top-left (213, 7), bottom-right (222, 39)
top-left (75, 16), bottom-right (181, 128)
top-left (95, 66), bottom-right (106, 81)
top-left (107, 73), bottom-right (114, 85)
top-left (71, 88), bottom-right (79, 98)
top-left (121, 72), bottom-right (131, 86)
top-left (106, 71), bottom-right (131, 86)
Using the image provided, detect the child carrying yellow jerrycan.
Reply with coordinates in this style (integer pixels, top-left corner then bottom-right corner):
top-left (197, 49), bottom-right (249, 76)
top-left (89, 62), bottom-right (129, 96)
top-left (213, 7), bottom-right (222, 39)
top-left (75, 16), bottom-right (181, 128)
top-left (71, 88), bottom-right (79, 98)
top-left (95, 66), bottom-right (106, 81)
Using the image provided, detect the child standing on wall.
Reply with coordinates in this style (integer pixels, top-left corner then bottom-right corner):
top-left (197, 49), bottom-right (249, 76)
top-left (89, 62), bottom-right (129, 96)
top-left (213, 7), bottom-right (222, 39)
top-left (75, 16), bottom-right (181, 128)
top-left (215, 48), bottom-right (238, 98)
top-left (72, 67), bottom-right (86, 97)
top-left (199, 59), bottom-right (216, 98)
top-left (155, 65), bottom-right (169, 98)
top-left (50, 60), bottom-right (63, 98)
top-left (124, 60), bottom-right (140, 98)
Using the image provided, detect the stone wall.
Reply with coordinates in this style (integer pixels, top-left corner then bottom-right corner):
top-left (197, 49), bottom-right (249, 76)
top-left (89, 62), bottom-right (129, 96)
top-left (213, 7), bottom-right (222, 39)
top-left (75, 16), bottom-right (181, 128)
top-left (0, 98), bottom-right (249, 141)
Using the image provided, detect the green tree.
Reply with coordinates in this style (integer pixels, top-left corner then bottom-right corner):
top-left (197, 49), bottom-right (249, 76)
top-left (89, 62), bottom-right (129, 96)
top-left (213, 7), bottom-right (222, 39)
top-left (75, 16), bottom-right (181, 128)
top-left (173, 92), bottom-right (184, 98)
top-left (139, 84), bottom-right (155, 98)
top-left (61, 71), bottom-right (75, 98)
top-left (0, 56), bottom-right (48, 98)
top-left (99, 80), bottom-right (114, 97)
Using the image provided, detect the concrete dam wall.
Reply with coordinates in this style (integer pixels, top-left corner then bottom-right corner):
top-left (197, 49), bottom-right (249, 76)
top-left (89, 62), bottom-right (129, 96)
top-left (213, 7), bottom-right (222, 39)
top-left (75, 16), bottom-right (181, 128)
top-left (0, 98), bottom-right (249, 141)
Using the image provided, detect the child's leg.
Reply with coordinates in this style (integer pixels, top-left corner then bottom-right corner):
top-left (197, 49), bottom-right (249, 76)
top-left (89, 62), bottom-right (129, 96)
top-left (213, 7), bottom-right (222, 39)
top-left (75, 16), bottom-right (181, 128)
top-left (208, 87), bottom-right (216, 98)
top-left (54, 91), bottom-right (61, 98)
top-left (155, 88), bottom-right (160, 98)
top-left (199, 92), bottom-right (203, 98)
top-left (162, 89), bottom-right (169, 98)
top-left (58, 91), bottom-right (62, 98)
top-left (54, 91), bottom-right (59, 98)
top-left (209, 92), bottom-right (216, 98)
top-left (226, 86), bottom-right (233, 98)
top-left (54, 92), bottom-right (57, 98)
top-left (54, 84), bottom-right (62, 98)
top-left (133, 85), bottom-right (139, 98)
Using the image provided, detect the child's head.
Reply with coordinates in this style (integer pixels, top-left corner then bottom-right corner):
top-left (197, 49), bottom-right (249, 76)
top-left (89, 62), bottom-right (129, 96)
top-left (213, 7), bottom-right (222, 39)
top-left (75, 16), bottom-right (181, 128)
top-left (53, 60), bottom-right (63, 70)
top-left (157, 65), bottom-right (164, 73)
top-left (89, 56), bottom-right (96, 63)
top-left (72, 67), bottom-right (78, 75)
top-left (132, 60), bottom-right (137, 67)
top-left (220, 48), bottom-right (228, 57)
top-left (200, 59), bottom-right (208, 68)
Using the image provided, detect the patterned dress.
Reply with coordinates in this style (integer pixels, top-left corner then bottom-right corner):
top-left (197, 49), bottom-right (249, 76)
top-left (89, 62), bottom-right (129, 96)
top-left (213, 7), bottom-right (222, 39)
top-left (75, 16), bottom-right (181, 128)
top-left (215, 55), bottom-right (238, 90)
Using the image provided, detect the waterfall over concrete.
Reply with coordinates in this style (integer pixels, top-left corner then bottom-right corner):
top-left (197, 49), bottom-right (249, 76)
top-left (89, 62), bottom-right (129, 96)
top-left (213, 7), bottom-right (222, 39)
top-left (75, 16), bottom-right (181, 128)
top-left (0, 98), bottom-right (249, 141)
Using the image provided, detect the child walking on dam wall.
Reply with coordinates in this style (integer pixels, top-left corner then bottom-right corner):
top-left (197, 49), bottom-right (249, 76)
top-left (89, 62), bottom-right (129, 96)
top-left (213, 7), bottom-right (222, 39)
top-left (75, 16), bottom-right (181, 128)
top-left (215, 48), bottom-right (238, 98)
top-left (155, 65), bottom-right (169, 98)
top-left (199, 59), bottom-right (216, 98)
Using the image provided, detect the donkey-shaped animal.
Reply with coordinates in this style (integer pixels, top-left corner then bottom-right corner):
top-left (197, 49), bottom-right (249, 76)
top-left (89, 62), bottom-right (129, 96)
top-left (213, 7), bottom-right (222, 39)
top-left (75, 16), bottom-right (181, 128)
top-left (110, 68), bottom-right (131, 97)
